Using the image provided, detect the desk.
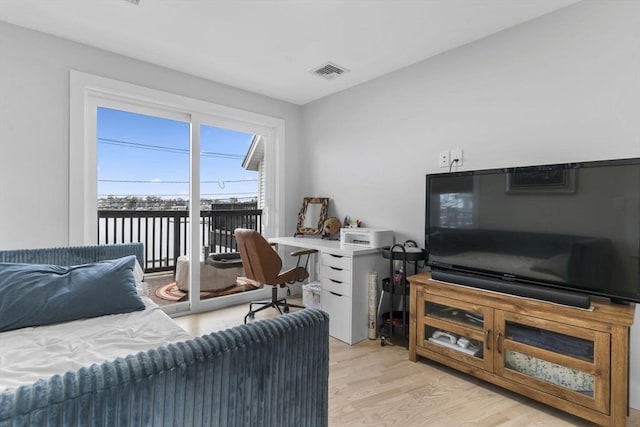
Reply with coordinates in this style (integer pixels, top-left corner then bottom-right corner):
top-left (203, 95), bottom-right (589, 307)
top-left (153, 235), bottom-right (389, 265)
top-left (270, 236), bottom-right (386, 344)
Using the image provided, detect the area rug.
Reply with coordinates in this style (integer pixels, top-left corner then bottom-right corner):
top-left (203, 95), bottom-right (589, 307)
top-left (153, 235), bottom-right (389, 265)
top-left (155, 279), bottom-right (260, 302)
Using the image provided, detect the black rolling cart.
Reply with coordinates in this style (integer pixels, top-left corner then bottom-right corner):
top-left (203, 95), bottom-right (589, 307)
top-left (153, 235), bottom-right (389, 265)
top-left (378, 240), bottom-right (427, 347)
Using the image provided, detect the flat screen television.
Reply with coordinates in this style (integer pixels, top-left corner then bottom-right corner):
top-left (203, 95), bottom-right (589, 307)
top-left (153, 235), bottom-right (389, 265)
top-left (425, 158), bottom-right (640, 307)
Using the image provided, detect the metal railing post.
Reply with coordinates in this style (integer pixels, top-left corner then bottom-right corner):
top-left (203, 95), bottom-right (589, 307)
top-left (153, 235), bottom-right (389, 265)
top-left (173, 211), bottom-right (181, 270)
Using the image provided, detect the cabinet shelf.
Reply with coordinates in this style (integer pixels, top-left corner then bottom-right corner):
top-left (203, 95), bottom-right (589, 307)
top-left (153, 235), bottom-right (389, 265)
top-left (428, 336), bottom-right (481, 357)
top-left (381, 277), bottom-right (410, 295)
top-left (426, 301), bottom-right (484, 330)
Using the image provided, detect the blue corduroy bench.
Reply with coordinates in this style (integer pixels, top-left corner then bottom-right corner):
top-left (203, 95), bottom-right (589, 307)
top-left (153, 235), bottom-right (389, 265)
top-left (0, 244), bottom-right (329, 427)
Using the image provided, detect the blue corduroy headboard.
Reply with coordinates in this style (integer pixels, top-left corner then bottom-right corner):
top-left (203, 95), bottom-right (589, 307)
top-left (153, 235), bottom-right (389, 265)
top-left (0, 243), bottom-right (144, 268)
top-left (0, 308), bottom-right (330, 426)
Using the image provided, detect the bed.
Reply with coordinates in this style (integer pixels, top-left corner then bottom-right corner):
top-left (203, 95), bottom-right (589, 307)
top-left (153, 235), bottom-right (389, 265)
top-left (0, 243), bottom-right (329, 426)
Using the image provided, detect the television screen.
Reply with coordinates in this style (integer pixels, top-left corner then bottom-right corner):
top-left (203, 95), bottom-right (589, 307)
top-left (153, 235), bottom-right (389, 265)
top-left (425, 158), bottom-right (640, 303)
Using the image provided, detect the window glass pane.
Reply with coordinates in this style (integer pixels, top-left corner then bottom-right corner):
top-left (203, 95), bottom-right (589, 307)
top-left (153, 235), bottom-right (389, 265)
top-left (505, 321), bottom-right (594, 361)
top-left (198, 124), bottom-right (258, 300)
top-left (97, 106), bottom-right (189, 307)
top-left (200, 125), bottom-right (257, 209)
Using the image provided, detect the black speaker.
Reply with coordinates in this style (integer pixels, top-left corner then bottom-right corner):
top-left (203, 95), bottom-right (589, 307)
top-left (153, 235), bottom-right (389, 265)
top-left (431, 270), bottom-right (591, 309)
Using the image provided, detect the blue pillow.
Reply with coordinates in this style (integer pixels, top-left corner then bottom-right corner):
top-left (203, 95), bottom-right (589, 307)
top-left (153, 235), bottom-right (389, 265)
top-left (0, 255), bottom-right (145, 332)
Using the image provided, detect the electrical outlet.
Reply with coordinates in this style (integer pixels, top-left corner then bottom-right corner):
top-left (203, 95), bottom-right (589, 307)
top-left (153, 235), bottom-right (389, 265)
top-left (438, 150), bottom-right (450, 168)
top-left (451, 149), bottom-right (463, 167)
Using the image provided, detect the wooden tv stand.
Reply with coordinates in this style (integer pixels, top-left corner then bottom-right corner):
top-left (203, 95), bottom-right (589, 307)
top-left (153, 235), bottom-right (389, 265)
top-left (408, 272), bottom-right (635, 426)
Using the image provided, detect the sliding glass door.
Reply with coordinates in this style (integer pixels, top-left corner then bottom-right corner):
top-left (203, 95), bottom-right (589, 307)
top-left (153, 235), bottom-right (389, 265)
top-left (71, 71), bottom-right (284, 315)
top-left (95, 105), bottom-right (264, 314)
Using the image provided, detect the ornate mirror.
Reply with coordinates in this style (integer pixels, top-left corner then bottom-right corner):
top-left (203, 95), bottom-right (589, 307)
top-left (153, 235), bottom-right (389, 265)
top-left (295, 197), bottom-right (329, 236)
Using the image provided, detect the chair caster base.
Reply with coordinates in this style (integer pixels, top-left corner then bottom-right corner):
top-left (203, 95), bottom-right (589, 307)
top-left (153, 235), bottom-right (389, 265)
top-left (244, 312), bottom-right (256, 324)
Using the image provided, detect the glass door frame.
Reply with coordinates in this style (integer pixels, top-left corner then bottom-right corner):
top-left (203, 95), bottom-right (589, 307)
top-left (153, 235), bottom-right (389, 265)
top-left (70, 70), bottom-right (285, 315)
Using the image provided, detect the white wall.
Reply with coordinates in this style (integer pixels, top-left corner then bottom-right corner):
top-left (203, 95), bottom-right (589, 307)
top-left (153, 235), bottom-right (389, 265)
top-left (0, 21), bottom-right (304, 249)
top-left (302, 1), bottom-right (640, 408)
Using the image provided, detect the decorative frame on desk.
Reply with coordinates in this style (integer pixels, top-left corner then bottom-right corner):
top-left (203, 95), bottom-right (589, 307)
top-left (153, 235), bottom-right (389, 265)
top-left (294, 197), bottom-right (329, 236)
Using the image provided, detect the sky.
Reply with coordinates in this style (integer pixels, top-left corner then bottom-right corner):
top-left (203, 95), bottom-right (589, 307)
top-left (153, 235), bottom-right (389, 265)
top-left (97, 107), bottom-right (258, 202)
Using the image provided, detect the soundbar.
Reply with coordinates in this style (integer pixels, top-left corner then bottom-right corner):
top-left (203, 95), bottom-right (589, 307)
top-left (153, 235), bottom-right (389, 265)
top-left (431, 270), bottom-right (591, 309)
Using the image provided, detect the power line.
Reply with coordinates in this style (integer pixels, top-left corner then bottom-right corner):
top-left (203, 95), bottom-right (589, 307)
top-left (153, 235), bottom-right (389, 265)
top-left (97, 192), bottom-right (257, 197)
top-left (98, 178), bottom-right (257, 184)
top-left (98, 137), bottom-right (244, 159)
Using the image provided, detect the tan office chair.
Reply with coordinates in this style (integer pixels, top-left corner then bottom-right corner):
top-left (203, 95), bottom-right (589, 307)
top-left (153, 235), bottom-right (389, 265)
top-left (234, 228), bottom-right (317, 323)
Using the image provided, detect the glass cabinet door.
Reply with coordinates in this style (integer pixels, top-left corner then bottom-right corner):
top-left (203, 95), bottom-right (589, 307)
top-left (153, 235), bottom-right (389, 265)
top-left (494, 311), bottom-right (609, 413)
top-left (417, 292), bottom-right (494, 371)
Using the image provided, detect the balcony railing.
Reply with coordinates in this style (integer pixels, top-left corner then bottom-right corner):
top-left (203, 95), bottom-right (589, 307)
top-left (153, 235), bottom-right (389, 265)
top-left (98, 209), bottom-right (262, 272)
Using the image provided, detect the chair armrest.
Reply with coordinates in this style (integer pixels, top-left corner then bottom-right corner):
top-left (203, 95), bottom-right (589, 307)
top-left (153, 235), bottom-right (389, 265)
top-left (290, 248), bottom-right (318, 257)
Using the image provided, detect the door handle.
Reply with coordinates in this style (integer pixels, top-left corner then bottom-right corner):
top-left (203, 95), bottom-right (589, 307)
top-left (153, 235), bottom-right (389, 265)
top-left (485, 329), bottom-right (491, 350)
top-left (497, 331), bottom-right (504, 354)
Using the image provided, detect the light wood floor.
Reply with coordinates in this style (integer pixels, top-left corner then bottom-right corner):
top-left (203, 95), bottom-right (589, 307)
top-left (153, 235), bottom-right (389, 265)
top-left (173, 302), bottom-right (640, 427)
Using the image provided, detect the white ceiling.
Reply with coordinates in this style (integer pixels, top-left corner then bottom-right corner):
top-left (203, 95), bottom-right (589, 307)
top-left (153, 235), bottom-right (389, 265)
top-left (0, 0), bottom-right (579, 105)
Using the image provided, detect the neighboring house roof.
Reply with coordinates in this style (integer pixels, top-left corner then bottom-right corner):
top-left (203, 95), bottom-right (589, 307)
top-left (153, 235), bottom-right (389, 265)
top-left (242, 135), bottom-right (264, 171)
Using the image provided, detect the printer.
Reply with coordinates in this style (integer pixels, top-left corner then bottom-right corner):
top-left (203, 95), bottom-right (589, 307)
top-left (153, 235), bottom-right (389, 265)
top-left (340, 228), bottom-right (394, 249)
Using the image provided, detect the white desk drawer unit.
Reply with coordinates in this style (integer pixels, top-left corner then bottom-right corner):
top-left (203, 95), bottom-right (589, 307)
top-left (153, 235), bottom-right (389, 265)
top-left (319, 250), bottom-right (385, 344)
top-left (269, 236), bottom-right (387, 345)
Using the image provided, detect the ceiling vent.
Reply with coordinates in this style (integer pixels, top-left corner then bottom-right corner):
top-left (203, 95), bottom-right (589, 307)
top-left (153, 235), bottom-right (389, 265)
top-left (310, 62), bottom-right (349, 80)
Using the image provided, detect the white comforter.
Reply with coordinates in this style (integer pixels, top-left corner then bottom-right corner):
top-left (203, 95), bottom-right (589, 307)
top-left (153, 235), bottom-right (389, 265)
top-left (0, 297), bottom-right (192, 391)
